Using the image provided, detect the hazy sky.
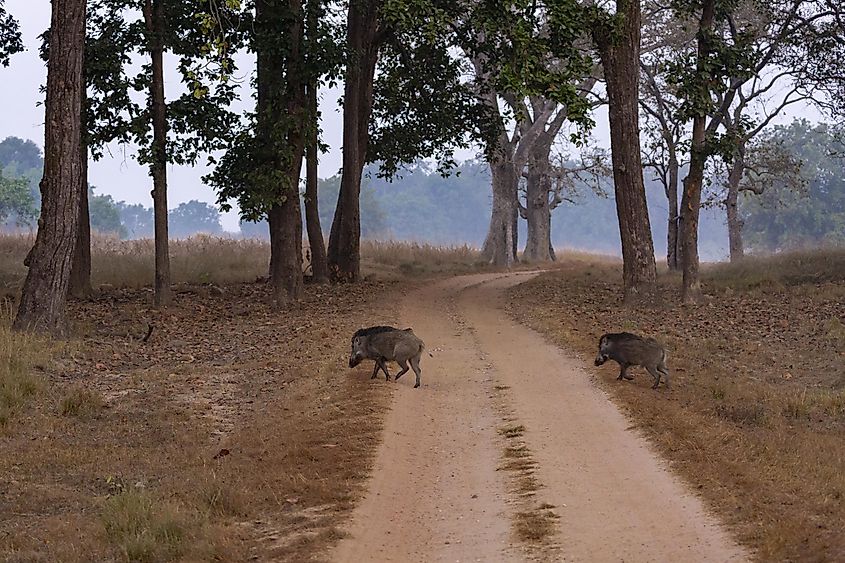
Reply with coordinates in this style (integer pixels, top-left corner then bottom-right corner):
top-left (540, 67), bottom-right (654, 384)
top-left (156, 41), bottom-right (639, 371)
top-left (0, 1), bottom-right (823, 233)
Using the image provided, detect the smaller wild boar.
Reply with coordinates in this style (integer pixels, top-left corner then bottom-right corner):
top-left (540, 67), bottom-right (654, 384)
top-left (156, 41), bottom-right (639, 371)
top-left (594, 332), bottom-right (670, 389)
top-left (349, 328), bottom-right (425, 388)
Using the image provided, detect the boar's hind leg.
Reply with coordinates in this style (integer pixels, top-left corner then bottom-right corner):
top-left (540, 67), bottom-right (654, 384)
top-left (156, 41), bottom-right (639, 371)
top-left (658, 365), bottom-right (670, 389)
top-left (645, 366), bottom-right (663, 389)
top-left (618, 364), bottom-right (634, 381)
top-left (410, 356), bottom-right (422, 389)
top-left (394, 359), bottom-right (410, 381)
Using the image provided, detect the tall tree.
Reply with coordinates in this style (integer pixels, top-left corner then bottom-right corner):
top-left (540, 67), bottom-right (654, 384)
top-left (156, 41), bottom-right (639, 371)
top-left (326, 0), bottom-right (495, 280)
top-left (586, 0), bottom-right (658, 300)
top-left (14, 0), bottom-right (86, 334)
top-left (465, 1), bottom-right (594, 267)
top-left (303, 0), bottom-right (328, 284)
top-left (639, 2), bottom-right (692, 271)
top-left (142, 0), bottom-right (172, 305)
top-left (678, 0), bottom-right (718, 302)
top-left (327, 0), bottom-right (383, 282)
top-left (84, 0), bottom-right (240, 305)
top-left (211, 0), bottom-right (310, 304)
top-left (518, 79), bottom-right (597, 262)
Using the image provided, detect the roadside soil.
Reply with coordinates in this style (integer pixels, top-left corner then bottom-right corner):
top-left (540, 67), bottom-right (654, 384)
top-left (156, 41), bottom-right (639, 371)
top-left (507, 260), bottom-right (845, 561)
top-left (332, 272), bottom-right (747, 562)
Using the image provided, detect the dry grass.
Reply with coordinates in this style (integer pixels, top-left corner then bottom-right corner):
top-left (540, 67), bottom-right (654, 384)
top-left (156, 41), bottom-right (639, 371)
top-left (0, 271), bottom-right (402, 561)
top-left (705, 246), bottom-right (845, 289)
top-left (0, 306), bottom-right (51, 429)
top-left (90, 235), bottom-right (271, 288)
top-left (0, 235), bottom-right (504, 297)
top-left (59, 386), bottom-right (105, 419)
top-left (100, 490), bottom-right (189, 563)
top-left (507, 248), bottom-right (845, 561)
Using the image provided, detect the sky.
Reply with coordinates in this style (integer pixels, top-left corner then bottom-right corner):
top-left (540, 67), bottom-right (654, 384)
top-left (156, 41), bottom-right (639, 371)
top-left (0, 1), bottom-right (825, 234)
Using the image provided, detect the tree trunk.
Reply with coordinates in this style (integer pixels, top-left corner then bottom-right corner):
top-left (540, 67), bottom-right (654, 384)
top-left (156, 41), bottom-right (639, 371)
top-left (144, 0), bottom-right (172, 307)
top-left (68, 148), bottom-right (92, 298)
top-left (594, 0), bottom-right (657, 301)
top-left (725, 144), bottom-right (745, 262)
top-left (481, 158), bottom-right (518, 267)
top-left (522, 144), bottom-right (554, 262)
top-left (304, 96), bottom-right (328, 283)
top-left (69, 78), bottom-right (92, 298)
top-left (257, 0), bottom-right (306, 304)
top-left (666, 149), bottom-right (681, 271)
top-left (327, 0), bottom-right (380, 283)
top-left (13, 0), bottom-right (86, 334)
top-left (303, 1), bottom-right (327, 284)
top-left (680, 0), bottom-right (716, 302)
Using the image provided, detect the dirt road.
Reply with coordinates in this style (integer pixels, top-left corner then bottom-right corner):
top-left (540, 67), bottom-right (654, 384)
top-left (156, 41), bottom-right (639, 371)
top-left (331, 273), bottom-right (748, 562)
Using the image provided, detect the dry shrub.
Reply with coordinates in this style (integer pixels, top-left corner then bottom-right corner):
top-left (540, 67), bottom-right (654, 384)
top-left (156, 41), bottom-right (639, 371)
top-left (60, 386), bottom-right (105, 419)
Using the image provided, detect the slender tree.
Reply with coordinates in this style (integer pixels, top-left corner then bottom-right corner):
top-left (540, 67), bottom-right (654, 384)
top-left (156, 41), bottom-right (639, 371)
top-left (14, 0), bottom-right (86, 334)
top-left (327, 0), bottom-right (383, 282)
top-left (303, 0), bottom-right (329, 284)
top-left (84, 0), bottom-right (240, 306)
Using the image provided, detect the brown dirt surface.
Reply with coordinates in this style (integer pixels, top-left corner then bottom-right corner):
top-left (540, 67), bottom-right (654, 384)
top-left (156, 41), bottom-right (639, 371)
top-left (331, 272), bottom-right (746, 562)
top-left (0, 279), bottom-right (405, 562)
top-left (506, 258), bottom-right (845, 561)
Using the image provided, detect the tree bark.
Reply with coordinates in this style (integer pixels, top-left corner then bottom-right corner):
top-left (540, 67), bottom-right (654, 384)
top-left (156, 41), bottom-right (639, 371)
top-left (257, 0), bottom-right (306, 304)
top-left (666, 147), bottom-right (681, 271)
top-left (327, 0), bottom-right (381, 283)
top-left (68, 146), bottom-right (92, 298)
top-left (303, 0), bottom-right (327, 284)
top-left (594, 0), bottom-right (657, 301)
top-left (680, 0), bottom-right (716, 302)
top-left (725, 144), bottom-right (745, 262)
top-left (481, 158), bottom-right (519, 267)
top-left (144, 0), bottom-right (172, 307)
top-left (69, 79), bottom-right (92, 299)
top-left (522, 143), bottom-right (554, 262)
top-left (13, 0), bottom-right (86, 334)
top-left (304, 84), bottom-right (328, 283)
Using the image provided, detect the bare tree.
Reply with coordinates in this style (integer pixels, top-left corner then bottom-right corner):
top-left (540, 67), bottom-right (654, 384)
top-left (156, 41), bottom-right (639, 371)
top-left (14, 0), bottom-right (86, 333)
top-left (520, 146), bottom-right (610, 260)
top-left (519, 76), bottom-right (598, 262)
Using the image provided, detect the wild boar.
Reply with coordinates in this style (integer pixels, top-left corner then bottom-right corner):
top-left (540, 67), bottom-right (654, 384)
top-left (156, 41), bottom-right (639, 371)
top-left (594, 332), bottom-right (670, 389)
top-left (349, 328), bottom-right (425, 388)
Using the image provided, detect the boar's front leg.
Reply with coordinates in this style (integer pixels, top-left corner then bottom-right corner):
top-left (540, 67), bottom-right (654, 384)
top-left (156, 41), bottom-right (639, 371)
top-left (377, 358), bottom-right (391, 381)
top-left (617, 363), bottom-right (634, 381)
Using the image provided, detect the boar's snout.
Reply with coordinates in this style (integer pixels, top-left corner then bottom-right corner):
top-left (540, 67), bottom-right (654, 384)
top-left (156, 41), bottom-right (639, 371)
top-left (594, 353), bottom-right (608, 366)
top-left (349, 353), bottom-right (362, 368)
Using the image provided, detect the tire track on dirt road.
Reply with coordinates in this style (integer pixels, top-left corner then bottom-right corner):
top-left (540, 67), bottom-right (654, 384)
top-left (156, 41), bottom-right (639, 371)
top-left (331, 272), bottom-right (748, 562)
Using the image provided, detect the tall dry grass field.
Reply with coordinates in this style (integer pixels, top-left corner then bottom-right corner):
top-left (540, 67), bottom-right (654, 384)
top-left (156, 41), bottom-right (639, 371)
top-left (508, 248), bottom-right (845, 561)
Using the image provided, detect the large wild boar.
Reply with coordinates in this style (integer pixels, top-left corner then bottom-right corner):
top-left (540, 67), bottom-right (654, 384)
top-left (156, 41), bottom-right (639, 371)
top-left (349, 327), bottom-right (425, 388)
top-left (594, 332), bottom-right (670, 389)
